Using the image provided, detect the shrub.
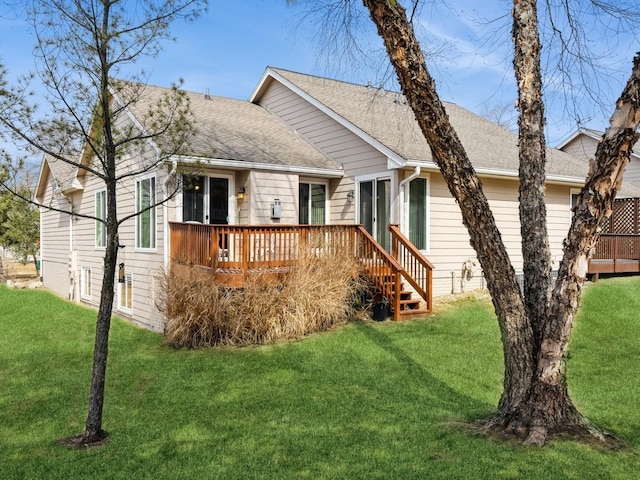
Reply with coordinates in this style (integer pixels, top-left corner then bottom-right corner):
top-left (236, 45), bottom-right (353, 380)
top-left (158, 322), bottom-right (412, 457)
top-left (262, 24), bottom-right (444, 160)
top-left (160, 246), bottom-right (367, 347)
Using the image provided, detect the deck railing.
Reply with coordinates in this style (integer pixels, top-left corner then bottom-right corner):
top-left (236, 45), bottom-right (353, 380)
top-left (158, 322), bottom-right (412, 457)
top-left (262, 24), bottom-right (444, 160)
top-left (168, 222), bottom-right (433, 319)
top-left (170, 222), bottom-right (358, 271)
top-left (389, 224), bottom-right (434, 314)
top-left (588, 233), bottom-right (640, 274)
top-left (592, 233), bottom-right (640, 260)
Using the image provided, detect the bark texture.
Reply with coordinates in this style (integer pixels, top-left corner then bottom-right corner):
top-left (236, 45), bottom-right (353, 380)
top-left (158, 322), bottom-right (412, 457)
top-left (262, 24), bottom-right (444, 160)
top-left (526, 53), bottom-right (640, 443)
top-left (362, 0), bottom-right (640, 444)
top-left (513, 0), bottom-right (551, 350)
top-left (362, 0), bottom-right (534, 412)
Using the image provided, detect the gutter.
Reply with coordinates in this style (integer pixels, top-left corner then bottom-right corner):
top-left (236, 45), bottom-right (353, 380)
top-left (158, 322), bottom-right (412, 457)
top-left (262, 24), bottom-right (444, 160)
top-left (177, 155), bottom-right (345, 178)
top-left (404, 160), bottom-right (585, 186)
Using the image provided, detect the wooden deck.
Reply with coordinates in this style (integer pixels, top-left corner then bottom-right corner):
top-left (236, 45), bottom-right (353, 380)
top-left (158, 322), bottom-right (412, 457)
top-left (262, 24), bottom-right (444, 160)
top-left (588, 234), bottom-right (640, 275)
top-left (587, 198), bottom-right (640, 276)
top-left (169, 222), bottom-right (434, 320)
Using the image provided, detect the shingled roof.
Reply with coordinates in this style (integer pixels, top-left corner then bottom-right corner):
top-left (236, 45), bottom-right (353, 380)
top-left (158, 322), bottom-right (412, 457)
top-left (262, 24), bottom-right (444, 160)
top-left (255, 67), bottom-right (589, 182)
top-left (123, 83), bottom-right (342, 173)
top-left (35, 154), bottom-right (83, 202)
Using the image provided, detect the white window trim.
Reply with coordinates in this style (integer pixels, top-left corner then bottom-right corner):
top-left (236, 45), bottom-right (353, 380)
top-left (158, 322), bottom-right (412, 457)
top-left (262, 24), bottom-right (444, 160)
top-left (117, 271), bottom-right (133, 314)
top-left (403, 173), bottom-right (431, 254)
top-left (135, 173), bottom-right (157, 251)
top-left (299, 179), bottom-right (330, 225)
top-left (95, 189), bottom-right (107, 249)
top-left (80, 266), bottom-right (92, 300)
top-left (176, 172), bottom-right (236, 224)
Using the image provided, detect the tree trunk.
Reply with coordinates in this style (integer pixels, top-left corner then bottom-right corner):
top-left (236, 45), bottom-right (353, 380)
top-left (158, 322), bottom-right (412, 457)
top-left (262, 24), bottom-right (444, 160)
top-left (81, 226), bottom-right (118, 444)
top-left (69, 2), bottom-right (119, 445)
top-left (524, 58), bottom-right (640, 443)
top-left (362, 0), bottom-right (534, 421)
top-left (362, 0), bottom-right (640, 443)
top-left (513, 0), bottom-right (552, 350)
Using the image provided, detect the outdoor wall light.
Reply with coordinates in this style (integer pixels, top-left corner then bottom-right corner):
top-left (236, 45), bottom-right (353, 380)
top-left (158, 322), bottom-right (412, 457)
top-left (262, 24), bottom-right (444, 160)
top-left (237, 185), bottom-right (246, 200)
top-left (118, 263), bottom-right (125, 283)
top-left (347, 189), bottom-right (355, 203)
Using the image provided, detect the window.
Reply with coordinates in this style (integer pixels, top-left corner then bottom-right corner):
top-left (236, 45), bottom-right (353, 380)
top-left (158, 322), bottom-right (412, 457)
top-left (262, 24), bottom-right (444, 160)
top-left (182, 174), bottom-right (205, 222)
top-left (570, 189), bottom-right (580, 211)
top-left (299, 183), bottom-right (326, 224)
top-left (181, 174), bottom-right (229, 224)
top-left (118, 272), bottom-right (133, 312)
top-left (80, 266), bottom-right (92, 299)
top-left (136, 176), bottom-right (156, 249)
top-left (95, 190), bottom-right (106, 248)
top-left (409, 177), bottom-right (427, 250)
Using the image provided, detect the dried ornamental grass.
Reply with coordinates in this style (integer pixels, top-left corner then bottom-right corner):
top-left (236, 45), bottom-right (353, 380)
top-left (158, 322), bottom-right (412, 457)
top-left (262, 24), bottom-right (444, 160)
top-left (160, 246), bottom-right (367, 347)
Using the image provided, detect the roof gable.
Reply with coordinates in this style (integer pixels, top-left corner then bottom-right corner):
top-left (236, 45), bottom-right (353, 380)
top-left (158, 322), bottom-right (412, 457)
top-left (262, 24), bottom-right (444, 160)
top-left (558, 127), bottom-right (640, 160)
top-left (35, 154), bottom-right (83, 202)
top-left (253, 67), bottom-right (589, 183)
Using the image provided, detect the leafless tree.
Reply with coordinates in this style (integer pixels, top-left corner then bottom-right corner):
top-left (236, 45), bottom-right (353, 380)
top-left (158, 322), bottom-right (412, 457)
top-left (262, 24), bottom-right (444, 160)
top-left (0, 0), bottom-right (206, 447)
top-left (292, 0), bottom-right (640, 444)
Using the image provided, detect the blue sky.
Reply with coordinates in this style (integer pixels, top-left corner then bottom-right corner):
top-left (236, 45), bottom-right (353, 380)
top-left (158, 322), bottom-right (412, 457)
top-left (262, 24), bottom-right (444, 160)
top-left (0, 0), bottom-right (635, 146)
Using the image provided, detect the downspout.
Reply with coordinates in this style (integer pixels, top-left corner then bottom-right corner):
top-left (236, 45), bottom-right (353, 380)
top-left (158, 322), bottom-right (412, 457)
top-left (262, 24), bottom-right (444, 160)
top-left (163, 158), bottom-right (178, 272)
top-left (398, 166), bottom-right (420, 235)
top-left (60, 191), bottom-right (75, 300)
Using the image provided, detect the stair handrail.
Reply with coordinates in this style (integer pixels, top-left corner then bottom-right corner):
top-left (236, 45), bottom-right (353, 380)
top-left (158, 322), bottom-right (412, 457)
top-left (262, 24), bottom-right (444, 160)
top-left (389, 224), bottom-right (433, 313)
top-left (355, 225), bottom-right (404, 319)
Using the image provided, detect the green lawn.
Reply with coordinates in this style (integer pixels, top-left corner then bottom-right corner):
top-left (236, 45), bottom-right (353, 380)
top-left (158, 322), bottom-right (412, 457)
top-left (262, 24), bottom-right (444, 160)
top-left (1, 278), bottom-right (639, 479)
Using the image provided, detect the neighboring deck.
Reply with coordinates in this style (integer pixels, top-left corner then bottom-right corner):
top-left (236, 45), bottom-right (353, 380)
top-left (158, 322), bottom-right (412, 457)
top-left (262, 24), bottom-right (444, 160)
top-left (169, 222), bottom-right (434, 320)
top-left (588, 198), bottom-right (640, 276)
top-left (589, 234), bottom-right (640, 275)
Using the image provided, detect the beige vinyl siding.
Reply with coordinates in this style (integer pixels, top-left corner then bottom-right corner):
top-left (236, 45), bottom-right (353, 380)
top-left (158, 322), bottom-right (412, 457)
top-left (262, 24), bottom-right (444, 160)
top-left (560, 136), bottom-right (597, 161)
top-left (427, 175), bottom-right (573, 297)
top-left (259, 81), bottom-right (387, 178)
top-left (39, 175), bottom-right (73, 299)
top-left (329, 178), bottom-right (355, 224)
top-left (235, 170), bottom-right (250, 224)
top-left (545, 183), bottom-right (574, 264)
top-left (563, 135), bottom-right (640, 187)
top-left (249, 170), bottom-right (297, 224)
top-left (69, 149), bottom-right (167, 332)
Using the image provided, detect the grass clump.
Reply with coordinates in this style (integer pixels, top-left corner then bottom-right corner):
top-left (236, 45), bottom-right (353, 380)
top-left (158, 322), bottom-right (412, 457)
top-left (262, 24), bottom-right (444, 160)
top-left (162, 246), bottom-right (366, 347)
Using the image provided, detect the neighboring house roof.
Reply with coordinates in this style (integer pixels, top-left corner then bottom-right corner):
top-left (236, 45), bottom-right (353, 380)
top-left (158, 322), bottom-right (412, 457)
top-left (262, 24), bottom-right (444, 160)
top-left (251, 67), bottom-right (590, 184)
top-left (124, 83), bottom-right (344, 176)
top-left (556, 127), bottom-right (640, 197)
top-left (556, 127), bottom-right (640, 160)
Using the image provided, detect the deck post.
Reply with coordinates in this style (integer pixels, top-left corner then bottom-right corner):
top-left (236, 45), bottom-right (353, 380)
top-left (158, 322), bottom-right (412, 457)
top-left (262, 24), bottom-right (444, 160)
top-left (242, 228), bottom-right (249, 281)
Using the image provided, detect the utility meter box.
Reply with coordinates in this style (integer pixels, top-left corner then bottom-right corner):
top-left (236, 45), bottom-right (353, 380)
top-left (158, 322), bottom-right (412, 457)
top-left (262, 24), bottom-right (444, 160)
top-left (271, 199), bottom-right (282, 219)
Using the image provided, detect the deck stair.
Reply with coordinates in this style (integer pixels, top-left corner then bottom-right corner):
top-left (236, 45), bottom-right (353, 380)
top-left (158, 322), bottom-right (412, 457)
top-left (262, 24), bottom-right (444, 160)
top-left (369, 267), bottom-right (427, 318)
top-left (356, 224), bottom-right (433, 320)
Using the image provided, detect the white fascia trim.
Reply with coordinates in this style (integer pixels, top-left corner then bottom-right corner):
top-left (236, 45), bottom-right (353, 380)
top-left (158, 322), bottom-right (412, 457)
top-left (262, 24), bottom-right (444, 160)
top-left (177, 156), bottom-right (345, 178)
top-left (405, 159), bottom-right (585, 186)
top-left (34, 155), bottom-right (49, 202)
top-left (108, 84), bottom-right (162, 157)
top-left (253, 68), bottom-right (407, 168)
top-left (555, 127), bottom-right (601, 149)
top-left (544, 175), bottom-right (587, 186)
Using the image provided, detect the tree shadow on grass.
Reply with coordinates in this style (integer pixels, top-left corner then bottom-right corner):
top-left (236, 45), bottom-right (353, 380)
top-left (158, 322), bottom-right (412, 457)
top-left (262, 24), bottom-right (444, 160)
top-left (351, 321), bottom-right (495, 424)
